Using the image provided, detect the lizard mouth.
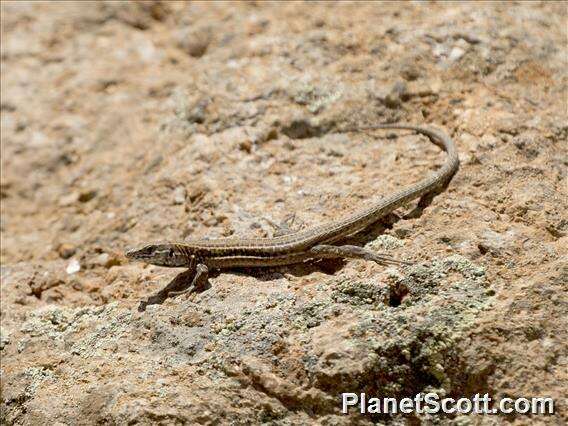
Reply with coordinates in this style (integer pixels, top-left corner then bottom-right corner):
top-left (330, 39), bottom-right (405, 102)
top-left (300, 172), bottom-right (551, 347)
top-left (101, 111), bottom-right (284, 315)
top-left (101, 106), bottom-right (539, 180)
top-left (125, 249), bottom-right (138, 259)
top-left (125, 247), bottom-right (150, 260)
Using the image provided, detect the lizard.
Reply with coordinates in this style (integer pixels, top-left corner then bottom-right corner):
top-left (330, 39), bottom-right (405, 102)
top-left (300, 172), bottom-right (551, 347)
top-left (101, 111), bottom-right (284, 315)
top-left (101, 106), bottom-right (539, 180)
top-left (126, 123), bottom-right (459, 297)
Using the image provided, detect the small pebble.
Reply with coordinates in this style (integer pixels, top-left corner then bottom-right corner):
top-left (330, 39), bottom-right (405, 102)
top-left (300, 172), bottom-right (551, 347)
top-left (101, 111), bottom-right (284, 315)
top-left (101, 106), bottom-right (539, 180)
top-left (173, 186), bottom-right (186, 205)
top-left (394, 225), bottom-right (413, 238)
top-left (66, 259), bottom-right (81, 275)
top-left (59, 192), bottom-right (79, 206)
top-left (78, 189), bottom-right (97, 203)
top-left (449, 46), bottom-right (465, 62)
top-left (92, 252), bottom-right (121, 268)
top-left (93, 253), bottom-right (110, 267)
top-left (176, 28), bottom-right (211, 58)
top-left (57, 244), bottom-right (76, 259)
top-left (238, 139), bottom-right (252, 153)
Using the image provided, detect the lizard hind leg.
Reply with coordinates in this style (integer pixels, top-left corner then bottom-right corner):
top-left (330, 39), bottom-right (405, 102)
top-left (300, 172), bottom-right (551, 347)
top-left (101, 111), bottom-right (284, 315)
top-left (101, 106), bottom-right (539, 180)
top-left (309, 244), bottom-right (412, 266)
top-left (264, 213), bottom-right (304, 237)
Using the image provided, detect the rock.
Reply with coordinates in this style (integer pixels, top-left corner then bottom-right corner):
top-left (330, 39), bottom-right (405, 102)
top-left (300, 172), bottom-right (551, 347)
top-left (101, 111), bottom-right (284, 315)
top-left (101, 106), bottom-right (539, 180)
top-left (449, 46), bottom-right (466, 62)
top-left (78, 189), bottom-right (97, 203)
top-left (367, 235), bottom-right (405, 250)
top-left (175, 27), bottom-right (211, 58)
top-left (92, 252), bottom-right (121, 268)
top-left (383, 81), bottom-right (409, 108)
top-left (238, 139), bottom-right (252, 153)
top-left (400, 63), bottom-right (421, 81)
top-left (66, 259), bottom-right (81, 275)
top-left (57, 243), bottom-right (76, 259)
top-left (59, 192), bottom-right (79, 206)
top-left (92, 253), bottom-right (110, 267)
top-left (173, 186), bottom-right (186, 205)
top-left (0, 327), bottom-right (10, 350)
top-left (1, 2), bottom-right (567, 425)
top-left (393, 224), bottom-right (413, 238)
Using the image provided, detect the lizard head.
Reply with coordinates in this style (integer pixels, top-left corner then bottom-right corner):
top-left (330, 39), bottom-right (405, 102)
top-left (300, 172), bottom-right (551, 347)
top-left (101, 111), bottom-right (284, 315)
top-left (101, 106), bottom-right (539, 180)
top-left (125, 244), bottom-right (189, 267)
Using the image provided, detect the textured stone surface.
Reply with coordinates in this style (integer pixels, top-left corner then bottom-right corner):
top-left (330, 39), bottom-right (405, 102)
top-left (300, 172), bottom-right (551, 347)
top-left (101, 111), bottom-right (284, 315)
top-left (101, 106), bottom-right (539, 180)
top-left (1, 2), bottom-right (566, 424)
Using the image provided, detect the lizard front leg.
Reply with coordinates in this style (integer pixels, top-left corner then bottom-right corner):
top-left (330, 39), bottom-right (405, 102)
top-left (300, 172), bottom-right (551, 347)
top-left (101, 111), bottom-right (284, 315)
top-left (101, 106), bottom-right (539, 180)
top-left (168, 263), bottom-right (209, 296)
top-left (138, 264), bottom-right (209, 311)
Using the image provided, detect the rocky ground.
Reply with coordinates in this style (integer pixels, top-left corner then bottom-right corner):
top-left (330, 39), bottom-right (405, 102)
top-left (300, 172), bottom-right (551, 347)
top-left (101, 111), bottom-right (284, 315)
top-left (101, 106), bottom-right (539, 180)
top-left (1, 2), bottom-right (566, 425)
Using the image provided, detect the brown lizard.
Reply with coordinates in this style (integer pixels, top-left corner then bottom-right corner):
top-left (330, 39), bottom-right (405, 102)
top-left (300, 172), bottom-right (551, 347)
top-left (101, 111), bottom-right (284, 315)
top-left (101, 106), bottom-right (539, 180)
top-left (126, 124), bottom-right (459, 297)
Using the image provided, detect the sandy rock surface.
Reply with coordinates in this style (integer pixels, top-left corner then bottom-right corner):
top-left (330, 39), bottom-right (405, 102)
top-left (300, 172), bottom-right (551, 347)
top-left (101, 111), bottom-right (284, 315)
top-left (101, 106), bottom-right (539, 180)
top-left (1, 2), bottom-right (566, 425)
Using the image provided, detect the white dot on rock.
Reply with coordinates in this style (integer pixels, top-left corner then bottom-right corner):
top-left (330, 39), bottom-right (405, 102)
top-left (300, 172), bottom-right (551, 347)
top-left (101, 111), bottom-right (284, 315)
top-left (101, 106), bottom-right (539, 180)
top-left (66, 259), bottom-right (81, 275)
top-left (449, 46), bottom-right (465, 62)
